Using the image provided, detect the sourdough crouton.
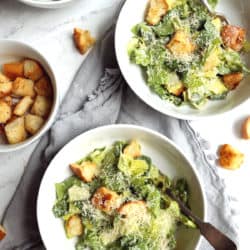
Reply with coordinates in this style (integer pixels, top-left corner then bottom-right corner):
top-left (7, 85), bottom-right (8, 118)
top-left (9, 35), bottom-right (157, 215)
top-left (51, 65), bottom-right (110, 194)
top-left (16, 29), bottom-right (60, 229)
top-left (118, 201), bottom-right (147, 218)
top-left (0, 81), bottom-right (12, 98)
top-left (34, 76), bottom-right (53, 97)
top-left (0, 225), bottom-right (6, 241)
top-left (242, 117), bottom-right (250, 139)
top-left (73, 28), bottom-right (96, 55)
top-left (165, 73), bottom-right (185, 96)
top-left (24, 59), bottom-right (44, 81)
top-left (0, 73), bottom-right (12, 98)
top-left (31, 95), bottom-right (52, 117)
top-left (221, 25), bottom-right (246, 52)
top-left (91, 187), bottom-right (120, 213)
top-left (0, 96), bottom-right (12, 106)
top-left (24, 114), bottom-right (44, 135)
top-left (170, 83), bottom-right (185, 96)
top-left (222, 72), bottom-right (244, 90)
top-left (3, 62), bottom-right (24, 80)
top-left (4, 117), bottom-right (27, 144)
top-left (219, 144), bottom-right (244, 170)
top-left (0, 101), bottom-right (12, 124)
top-left (0, 72), bottom-right (10, 83)
top-left (70, 161), bottom-right (99, 183)
top-left (12, 77), bottom-right (35, 97)
top-left (65, 215), bottom-right (83, 238)
top-left (123, 140), bottom-right (141, 158)
top-left (166, 30), bottom-right (196, 56)
top-left (146, 0), bottom-right (169, 26)
top-left (13, 96), bottom-right (33, 116)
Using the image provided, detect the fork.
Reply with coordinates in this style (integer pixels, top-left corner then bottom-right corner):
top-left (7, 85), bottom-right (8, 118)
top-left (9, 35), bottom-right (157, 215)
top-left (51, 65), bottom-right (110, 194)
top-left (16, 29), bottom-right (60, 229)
top-left (166, 188), bottom-right (237, 250)
top-left (200, 0), bottom-right (230, 24)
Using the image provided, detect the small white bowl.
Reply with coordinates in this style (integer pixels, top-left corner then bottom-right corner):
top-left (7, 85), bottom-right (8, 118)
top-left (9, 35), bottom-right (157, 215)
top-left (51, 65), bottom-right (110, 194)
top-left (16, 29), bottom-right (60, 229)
top-left (0, 40), bottom-right (59, 152)
top-left (37, 124), bottom-right (206, 250)
top-left (17, 0), bottom-right (77, 9)
top-left (115, 0), bottom-right (250, 120)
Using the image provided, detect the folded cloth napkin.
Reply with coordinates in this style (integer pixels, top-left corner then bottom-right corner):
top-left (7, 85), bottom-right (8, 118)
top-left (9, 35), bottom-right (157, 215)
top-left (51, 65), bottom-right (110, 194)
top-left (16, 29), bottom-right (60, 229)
top-left (0, 3), bottom-right (238, 250)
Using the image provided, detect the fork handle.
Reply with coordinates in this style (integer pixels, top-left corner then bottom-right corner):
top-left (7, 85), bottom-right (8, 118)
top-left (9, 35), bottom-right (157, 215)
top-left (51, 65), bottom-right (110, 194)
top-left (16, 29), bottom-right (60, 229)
top-left (198, 222), bottom-right (237, 250)
top-left (166, 189), bottom-right (237, 250)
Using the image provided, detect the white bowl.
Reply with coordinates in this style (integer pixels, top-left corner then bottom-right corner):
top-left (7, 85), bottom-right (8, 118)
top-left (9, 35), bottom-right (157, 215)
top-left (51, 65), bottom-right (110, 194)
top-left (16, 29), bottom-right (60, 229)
top-left (0, 40), bottom-right (59, 152)
top-left (115, 0), bottom-right (250, 120)
top-left (37, 124), bottom-right (206, 250)
top-left (17, 0), bottom-right (77, 8)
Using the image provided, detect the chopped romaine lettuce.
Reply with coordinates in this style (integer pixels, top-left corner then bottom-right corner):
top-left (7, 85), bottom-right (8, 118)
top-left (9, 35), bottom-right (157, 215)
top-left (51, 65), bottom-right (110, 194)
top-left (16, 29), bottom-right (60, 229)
top-left (207, 0), bottom-right (219, 9)
top-left (55, 176), bottom-right (82, 200)
top-left (68, 185), bottom-right (90, 202)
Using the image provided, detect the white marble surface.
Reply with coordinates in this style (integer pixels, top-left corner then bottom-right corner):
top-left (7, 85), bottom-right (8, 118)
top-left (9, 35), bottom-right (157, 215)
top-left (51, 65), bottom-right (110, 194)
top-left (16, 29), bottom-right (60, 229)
top-left (0, 0), bottom-right (248, 249)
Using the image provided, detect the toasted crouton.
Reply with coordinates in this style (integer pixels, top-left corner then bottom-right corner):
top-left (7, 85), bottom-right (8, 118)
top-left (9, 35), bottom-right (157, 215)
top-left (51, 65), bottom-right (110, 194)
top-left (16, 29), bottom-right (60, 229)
top-left (0, 81), bottom-right (12, 98)
top-left (70, 161), bottom-right (99, 183)
top-left (3, 62), bottom-right (24, 80)
top-left (24, 59), bottom-right (44, 81)
top-left (222, 72), bottom-right (244, 90)
top-left (31, 95), bottom-right (52, 117)
top-left (221, 25), bottom-right (246, 52)
top-left (0, 225), bottom-right (6, 240)
top-left (0, 73), bottom-right (12, 98)
top-left (24, 114), bottom-right (44, 135)
top-left (0, 96), bottom-right (12, 106)
top-left (170, 84), bottom-right (185, 96)
top-left (65, 215), bottom-right (83, 238)
top-left (34, 76), bottom-right (53, 97)
top-left (242, 117), bottom-right (250, 139)
top-left (146, 0), bottom-right (169, 26)
top-left (123, 140), bottom-right (141, 158)
top-left (4, 117), bottom-right (27, 144)
top-left (12, 77), bottom-right (35, 97)
top-left (0, 72), bottom-right (10, 83)
top-left (118, 201), bottom-right (147, 218)
top-left (166, 30), bottom-right (196, 56)
top-left (165, 73), bottom-right (185, 96)
top-left (0, 101), bottom-right (11, 124)
top-left (91, 187), bottom-right (120, 213)
top-left (219, 144), bottom-right (244, 170)
top-left (73, 28), bottom-right (96, 55)
top-left (13, 96), bottom-right (34, 116)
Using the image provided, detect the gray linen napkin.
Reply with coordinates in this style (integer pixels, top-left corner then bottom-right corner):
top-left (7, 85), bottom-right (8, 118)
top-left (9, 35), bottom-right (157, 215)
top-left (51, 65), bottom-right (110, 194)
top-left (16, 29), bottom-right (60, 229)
top-left (0, 6), bottom-right (238, 250)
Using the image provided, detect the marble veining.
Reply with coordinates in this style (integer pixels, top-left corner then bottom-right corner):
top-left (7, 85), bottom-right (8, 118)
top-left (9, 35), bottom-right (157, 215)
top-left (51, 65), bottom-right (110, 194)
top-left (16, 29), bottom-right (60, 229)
top-left (0, 0), bottom-right (248, 248)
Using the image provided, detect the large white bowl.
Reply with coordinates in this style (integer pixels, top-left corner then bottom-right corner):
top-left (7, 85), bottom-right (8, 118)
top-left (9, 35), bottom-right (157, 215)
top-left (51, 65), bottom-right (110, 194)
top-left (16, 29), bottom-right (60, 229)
top-left (37, 124), bottom-right (206, 250)
top-left (0, 40), bottom-right (59, 152)
top-left (115, 0), bottom-right (250, 120)
top-left (17, 0), bottom-right (77, 8)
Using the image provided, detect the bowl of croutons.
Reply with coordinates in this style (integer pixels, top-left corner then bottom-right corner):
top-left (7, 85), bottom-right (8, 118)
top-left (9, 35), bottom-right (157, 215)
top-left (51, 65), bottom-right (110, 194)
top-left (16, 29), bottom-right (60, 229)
top-left (0, 40), bottom-right (59, 152)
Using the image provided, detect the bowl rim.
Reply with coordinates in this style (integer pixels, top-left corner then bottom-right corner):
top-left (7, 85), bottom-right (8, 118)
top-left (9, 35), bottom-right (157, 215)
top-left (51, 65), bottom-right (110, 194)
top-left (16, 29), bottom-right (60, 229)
top-left (17, 0), bottom-right (76, 8)
top-left (0, 39), bottom-right (60, 153)
top-left (114, 0), bottom-right (250, 121)
top-left (37, 124), bottom-right (207, 250)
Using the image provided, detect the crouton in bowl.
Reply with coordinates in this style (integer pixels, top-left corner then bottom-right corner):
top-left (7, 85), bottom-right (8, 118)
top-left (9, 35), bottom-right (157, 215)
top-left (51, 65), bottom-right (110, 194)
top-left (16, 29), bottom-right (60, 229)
top-left (0, 40), bottom-right (59, 152)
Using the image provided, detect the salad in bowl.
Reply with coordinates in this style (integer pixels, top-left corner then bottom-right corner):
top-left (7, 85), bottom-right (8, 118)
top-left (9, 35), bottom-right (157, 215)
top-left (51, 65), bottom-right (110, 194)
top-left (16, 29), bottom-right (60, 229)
top-left (52, 140), bottom-right (196, 250)
top-left (128, 0), bottom-right (249, 109)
